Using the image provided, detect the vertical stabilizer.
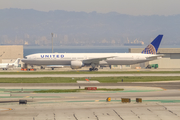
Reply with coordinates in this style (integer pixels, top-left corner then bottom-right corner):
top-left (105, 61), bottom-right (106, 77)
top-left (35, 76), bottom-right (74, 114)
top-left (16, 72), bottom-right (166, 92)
top-left (141, 35), bottom-right (163, 54)
top-left (13, 58), bottom-right (21, 66)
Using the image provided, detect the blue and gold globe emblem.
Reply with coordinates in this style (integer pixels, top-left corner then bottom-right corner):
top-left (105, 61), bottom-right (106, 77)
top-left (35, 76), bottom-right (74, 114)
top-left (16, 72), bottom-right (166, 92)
top-left (142, 44), bottom-right (156, 54)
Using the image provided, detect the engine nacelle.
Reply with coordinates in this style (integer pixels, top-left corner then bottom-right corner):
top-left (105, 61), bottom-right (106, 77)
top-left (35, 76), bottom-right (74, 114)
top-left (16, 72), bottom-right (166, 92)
top-left (71, 61), bottom-right (84, 69)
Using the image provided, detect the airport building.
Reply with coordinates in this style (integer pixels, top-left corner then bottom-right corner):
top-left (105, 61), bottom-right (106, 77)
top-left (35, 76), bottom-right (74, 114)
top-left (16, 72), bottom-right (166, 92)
top-left (0, 45), bottom-right (23, 67)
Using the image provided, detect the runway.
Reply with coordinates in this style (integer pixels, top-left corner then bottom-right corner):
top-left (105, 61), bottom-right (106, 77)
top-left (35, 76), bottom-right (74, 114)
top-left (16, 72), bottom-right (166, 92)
top-left (0, 81), bottom-right (180, 89)
top-left (0, 73), bottom-right (180, 78)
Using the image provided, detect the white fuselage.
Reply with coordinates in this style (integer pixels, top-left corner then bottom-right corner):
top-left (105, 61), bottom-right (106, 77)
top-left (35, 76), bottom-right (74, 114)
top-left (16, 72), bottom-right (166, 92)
top-left (0, 63), bottom-right (14, 69)
top-left (0, 63), bottom-right (9, 69)
top-left (22, 53), bottom-right (159, 66)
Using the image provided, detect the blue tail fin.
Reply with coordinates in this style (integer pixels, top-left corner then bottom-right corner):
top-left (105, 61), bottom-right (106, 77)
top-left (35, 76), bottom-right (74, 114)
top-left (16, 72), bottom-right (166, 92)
top-left (141, 35), bottom-right (163, 54)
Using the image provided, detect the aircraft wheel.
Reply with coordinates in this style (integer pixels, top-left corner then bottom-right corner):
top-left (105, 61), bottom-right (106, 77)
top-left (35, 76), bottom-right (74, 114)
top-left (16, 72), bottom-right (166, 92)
top-left (89, 68), bottom-right (92, 71)
top-left (95, 68), bottom-right (98, 71)
top-left (52, 68), bottom-right (54, 70)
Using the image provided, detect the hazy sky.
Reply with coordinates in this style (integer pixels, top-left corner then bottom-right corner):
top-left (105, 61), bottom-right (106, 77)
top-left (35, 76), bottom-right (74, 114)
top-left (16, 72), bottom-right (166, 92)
top-left (0, 0), bottom-right (180, 16)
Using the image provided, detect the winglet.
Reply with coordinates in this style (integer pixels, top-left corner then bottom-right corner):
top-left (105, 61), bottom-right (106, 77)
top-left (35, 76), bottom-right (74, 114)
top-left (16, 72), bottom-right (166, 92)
top-left (141, 35), bottom-right (163, 54)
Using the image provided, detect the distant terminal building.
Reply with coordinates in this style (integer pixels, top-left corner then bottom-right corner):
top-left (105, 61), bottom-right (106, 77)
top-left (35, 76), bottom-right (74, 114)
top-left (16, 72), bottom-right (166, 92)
top-left (0, 45), bottom-right (23, 67)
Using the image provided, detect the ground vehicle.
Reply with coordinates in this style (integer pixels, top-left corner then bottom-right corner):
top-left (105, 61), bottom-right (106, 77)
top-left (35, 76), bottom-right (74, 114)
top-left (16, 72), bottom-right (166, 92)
top-left (146, 64), bottom-right (158, 69)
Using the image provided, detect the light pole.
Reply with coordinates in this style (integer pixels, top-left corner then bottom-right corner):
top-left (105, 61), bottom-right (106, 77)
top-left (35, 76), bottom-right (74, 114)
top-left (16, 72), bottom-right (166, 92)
top-left (51, 33), bottom-right (53, 53)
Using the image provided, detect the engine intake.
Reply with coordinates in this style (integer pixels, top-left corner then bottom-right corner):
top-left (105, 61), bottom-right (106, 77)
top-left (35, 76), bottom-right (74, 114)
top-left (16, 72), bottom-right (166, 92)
top-left (71, 61), bottom-right (84, 69)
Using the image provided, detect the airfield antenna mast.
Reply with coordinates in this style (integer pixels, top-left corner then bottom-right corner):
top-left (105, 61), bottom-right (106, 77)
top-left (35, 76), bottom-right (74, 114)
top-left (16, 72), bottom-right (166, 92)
top-left (51, 33), bottom-right (53, 53)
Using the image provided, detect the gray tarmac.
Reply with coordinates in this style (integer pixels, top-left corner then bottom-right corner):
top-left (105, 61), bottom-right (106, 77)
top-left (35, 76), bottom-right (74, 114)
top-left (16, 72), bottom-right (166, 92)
top-left (0, 81), bottom-right (180, 89)
top-left (4, 89), bottom-right (180, 100)
top-left (1, 89), bottom-right (180, 120)
top-left (1, 102), bottom-right (180, 120)
top-left (0, 73), bottom-right (180, 78)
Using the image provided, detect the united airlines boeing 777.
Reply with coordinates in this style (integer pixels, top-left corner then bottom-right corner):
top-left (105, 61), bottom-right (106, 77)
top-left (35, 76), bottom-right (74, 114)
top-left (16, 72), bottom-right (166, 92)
top-left (22, 35), bottom-right (163, 71)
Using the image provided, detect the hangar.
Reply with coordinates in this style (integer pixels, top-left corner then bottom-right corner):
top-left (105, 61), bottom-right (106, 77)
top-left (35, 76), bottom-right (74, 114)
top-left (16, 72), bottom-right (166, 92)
top-left (0, 45), bottom-right (23, 68)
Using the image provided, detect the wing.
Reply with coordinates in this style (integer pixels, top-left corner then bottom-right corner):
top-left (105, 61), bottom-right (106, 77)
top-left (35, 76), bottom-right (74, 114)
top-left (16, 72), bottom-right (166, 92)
top-left (83, 56), bottom-right (116, 65)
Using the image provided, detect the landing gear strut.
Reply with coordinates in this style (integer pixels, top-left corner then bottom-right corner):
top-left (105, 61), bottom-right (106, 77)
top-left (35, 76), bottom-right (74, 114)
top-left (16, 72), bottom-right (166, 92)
top-left (89, 63), bottom-right (98, 71)
top-left (89, 68), bottom-right (98, 71)
top-left (41, 66), bottom-right (45, 69)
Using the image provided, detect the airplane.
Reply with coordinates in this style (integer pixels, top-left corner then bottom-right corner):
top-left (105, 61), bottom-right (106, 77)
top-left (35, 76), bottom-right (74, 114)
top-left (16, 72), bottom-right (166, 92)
top-left (0, 58), bottom-right (21, 70)
top-left (21, 35), bottom-right (163, 71)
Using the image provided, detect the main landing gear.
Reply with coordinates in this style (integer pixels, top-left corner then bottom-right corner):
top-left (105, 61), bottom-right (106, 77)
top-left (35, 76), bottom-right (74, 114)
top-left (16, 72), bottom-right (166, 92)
top-left (89, 68), bottom-right (98, 71)
top-left (89, 63), bottom-right (98, 71)
top-left (41, 66), bottom-right (45, 69)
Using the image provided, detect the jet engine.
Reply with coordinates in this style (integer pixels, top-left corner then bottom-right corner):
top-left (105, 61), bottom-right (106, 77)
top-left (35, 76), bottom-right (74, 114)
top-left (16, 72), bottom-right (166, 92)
top-left (71, 61), bottom-right (84, 69)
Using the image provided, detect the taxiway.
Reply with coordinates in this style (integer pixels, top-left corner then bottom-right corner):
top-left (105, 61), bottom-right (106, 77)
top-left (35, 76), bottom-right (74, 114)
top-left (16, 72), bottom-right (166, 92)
top-left (0, 73), bottom-right (180, 78)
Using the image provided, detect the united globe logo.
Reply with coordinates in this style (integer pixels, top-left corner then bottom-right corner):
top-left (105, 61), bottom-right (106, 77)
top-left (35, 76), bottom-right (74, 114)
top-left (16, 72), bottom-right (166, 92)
top-left (142, 44), bottom-right (156, 54)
